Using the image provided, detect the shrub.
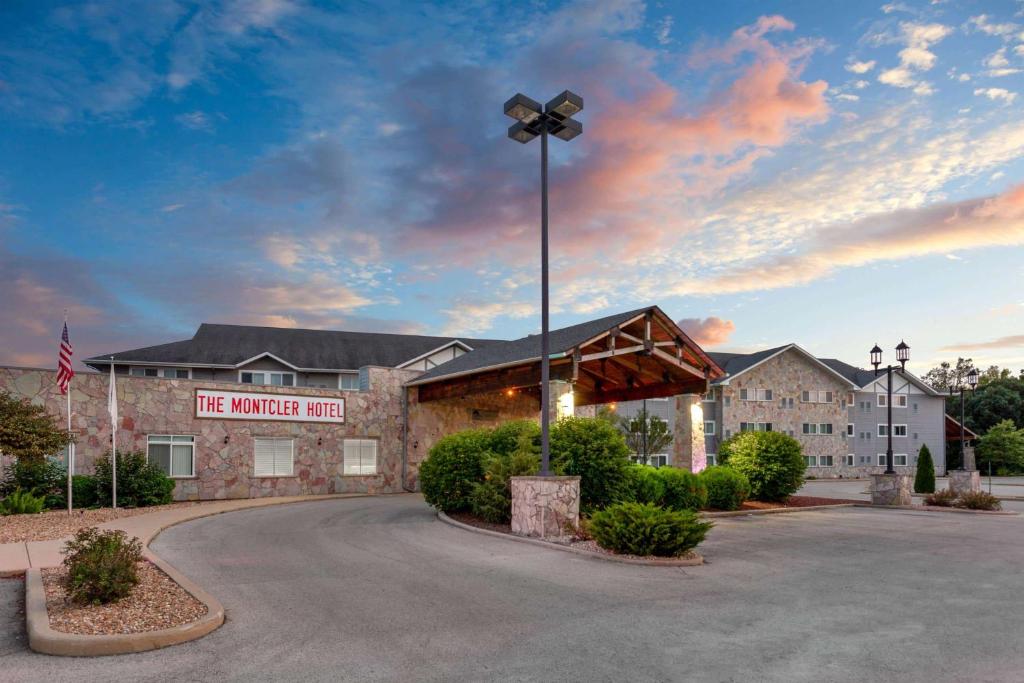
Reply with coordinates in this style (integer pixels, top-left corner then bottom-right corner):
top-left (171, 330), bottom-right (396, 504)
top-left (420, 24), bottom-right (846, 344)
top-left (72, 475), bottom-right (99, 509)
top-left (0, 488), bottom-right (46, 515)
top-left (419, 429), bottom-right (492, 512)
top-left (924, 489), bottom-right (957, 507)
top-left (954, 490), bottom-right (1002, 511)
top-left (700, 466), bottom-right (751, 511)
top-left (658, 468), bottom-right (707, 511)
top-left (470, 449), bottom-right (541, 524)
top-left (626, 464), bottom-right (667, 506)
top-left (550, 417), bottom-right (632, 513)
top-left (487, 420), bottom-right (540, 458)
top-left (93, 451), bottom-right (175, 508)
top-left (589, 502), bottom-right (712, 557)
top-left (62, 528), bottom-right (143, 605)
top-left (914, 444), bottom-right (936, 494)
top-left (719, 431), bottom-right (805, 502)
top-left (1, 458), bottom-right (67, 510)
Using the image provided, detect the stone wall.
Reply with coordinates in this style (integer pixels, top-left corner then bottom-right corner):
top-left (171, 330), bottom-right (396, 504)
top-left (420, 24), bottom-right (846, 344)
top-left (0, 366), bottom-right (414, 501)
top-left (673, 394), bottom-right (707, 472)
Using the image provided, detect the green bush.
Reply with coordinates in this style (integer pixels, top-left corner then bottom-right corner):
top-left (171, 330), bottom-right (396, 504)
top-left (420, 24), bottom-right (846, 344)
top-left (954, 490), bottom-right (1002, 511)
top-left (589, 502), bottom-right (712, 557)
top-left (700, 466), bottom-right (751, 511)
top-left (470, 450), bottom-right (541, 523)
top-left (719, 431), bottom-right (805, 502)
top-left (0, 487), bottom-right (46, 515)
top-left (62, 528), bottom-right (142, 605)
top-left (914, 444), bottom-right (936, 494)
top-left (419, 429), bottom-right (492, 512)
top-left (487, 420), bottom-right (540, 458)
top-left (550, 417), bottom-right (632, 513)
top-left (658, 468), bottom-right (707, 511)
top-left (924, 489), bottom-right (957, 507)
top-left (72, 475), bottom-right (99, 509)
top-left (626, 464), bottom-right (667, 505)
top-left (93, 451), bottom-right (174, 508)
top-left (1, 458), bottom-right (67, 510)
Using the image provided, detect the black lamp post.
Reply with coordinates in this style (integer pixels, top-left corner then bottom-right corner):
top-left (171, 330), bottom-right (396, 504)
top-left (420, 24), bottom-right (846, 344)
top-left (949, 367), bottom-right (979, 471)
top-left (870, 340), bottom-right (910, 474)
top-left (504, 90), bottom-right (584, 477)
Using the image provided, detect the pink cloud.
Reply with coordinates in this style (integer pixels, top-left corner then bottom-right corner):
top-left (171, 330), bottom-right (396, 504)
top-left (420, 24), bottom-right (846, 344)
top-left (678, 317), bottom-right (737, 347)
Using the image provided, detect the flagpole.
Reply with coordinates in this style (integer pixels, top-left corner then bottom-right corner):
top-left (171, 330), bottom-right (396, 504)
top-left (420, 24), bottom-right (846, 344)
top-left (110, 356), bottom-right (117, 510)
top-left (67, 375), bottom-right (73, 516)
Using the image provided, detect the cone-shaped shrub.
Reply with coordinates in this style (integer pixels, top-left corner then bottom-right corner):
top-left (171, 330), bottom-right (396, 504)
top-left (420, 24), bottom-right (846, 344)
top-left (914, 444), bottom-right (936, 494)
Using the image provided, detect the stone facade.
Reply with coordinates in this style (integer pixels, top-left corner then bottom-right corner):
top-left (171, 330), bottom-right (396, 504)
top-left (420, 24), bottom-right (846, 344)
top-left (948, 469), bottom-right (981, 495)
top-left (510, 475), bottom-right (580, 540)
top-left (0, 366), bottom-right (415, 501)
top-left (672, 394), bottom-right (706, 472)
top-left (870, 473), bottom-right (912, 505)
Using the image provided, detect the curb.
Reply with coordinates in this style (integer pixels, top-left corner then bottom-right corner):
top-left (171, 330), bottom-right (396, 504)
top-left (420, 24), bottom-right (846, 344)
top-left (436, 511), bottom-right (703, 567)
top-left (852, 503), bottom-right (1019, 516)
top-left (24, 493), bottom-right (376, 656)
top-left (702, 504), bottom-right (858, 518)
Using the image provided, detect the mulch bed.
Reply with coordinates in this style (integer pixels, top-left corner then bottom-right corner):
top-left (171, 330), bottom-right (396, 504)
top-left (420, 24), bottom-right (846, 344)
top-left (448, 511), bottom-right (512, 534)
top-left (41, 561), bottom-right (207, 635)
top-left (736, 495), bottom-right (863, 511)
top-left (0, 502), bottom-right (207, 545)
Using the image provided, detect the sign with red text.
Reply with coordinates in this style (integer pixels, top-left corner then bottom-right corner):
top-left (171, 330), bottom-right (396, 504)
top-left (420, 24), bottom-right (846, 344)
top-left (195, 389), bottom-right (345, 423)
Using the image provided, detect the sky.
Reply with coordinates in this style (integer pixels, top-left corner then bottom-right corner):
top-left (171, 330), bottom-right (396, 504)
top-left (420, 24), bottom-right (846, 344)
top-left (1, 0), bottom-right (1022, 377)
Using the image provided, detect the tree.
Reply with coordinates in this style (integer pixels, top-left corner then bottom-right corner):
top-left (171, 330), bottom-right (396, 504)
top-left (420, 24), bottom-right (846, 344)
top-left (0, 391), bottom-right (74, 463)
top-left (914, 444), bottom-right (935, 494)
top-left (923, 358), bottom-right (977, 392)
top-left (964, 381), bottom-right (1024, 433)
top-left (975, 420), bottom-right (1024, 475)
top-left (616, 407), bottom-right (672, 465)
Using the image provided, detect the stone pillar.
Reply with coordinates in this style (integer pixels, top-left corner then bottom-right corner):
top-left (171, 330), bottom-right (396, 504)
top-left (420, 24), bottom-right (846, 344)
top-left (870, 473), bottom-right (912, 505)
top-left (948, 469), bottom-right (981, 495)
top-left (510, 476), bottom-right (580, 541)
top-left (962, 446), bottom-right (976, 472)
top-left (547, 380), bottom-right (574, 423)
top-left (672, 394), bottom-right (707, 473)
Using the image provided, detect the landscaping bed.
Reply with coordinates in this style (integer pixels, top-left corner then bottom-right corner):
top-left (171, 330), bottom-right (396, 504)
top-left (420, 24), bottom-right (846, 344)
top-left (735, 495), bottom-right (863, 511)
top-left (41, 560), bottom-right (207, 635)
top-left (0, 502), bottom-right (204, 544)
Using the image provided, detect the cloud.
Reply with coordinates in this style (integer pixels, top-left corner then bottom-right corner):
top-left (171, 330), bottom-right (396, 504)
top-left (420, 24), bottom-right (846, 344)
top-left (175, 110), bottom-right (214, 131)
top-left (846, 60), bottom-right (876, 73)
top-left (975, 87), bottom-right (1017, 103)
top-left (940, 335), bottom-right (1024, 352)
top-left (967, 15), bottom-right (1019, 38)
top-left (655, 16), bottom-right (674, 45)
top-left (439, 300), bottom-right (535, 336)
top-left (877, 22), bottom-right (952, 91)
top-left (677, 317), bottom-right (736, 347)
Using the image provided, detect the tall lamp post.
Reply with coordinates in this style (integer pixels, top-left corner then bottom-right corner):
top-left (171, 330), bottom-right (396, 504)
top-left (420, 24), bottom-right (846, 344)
top-left (504, 91), bottom-right (584, 476)
top-left (949, 367), bottom-right (979, 470)
top-left (870, 340), bottom-right (910, 474)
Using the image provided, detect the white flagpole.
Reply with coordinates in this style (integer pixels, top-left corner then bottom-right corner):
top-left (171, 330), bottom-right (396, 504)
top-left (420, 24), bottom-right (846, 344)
top-left (67, 378), bottom-right (73, 515)
top-left (109, 356), bottom-right (117, 510)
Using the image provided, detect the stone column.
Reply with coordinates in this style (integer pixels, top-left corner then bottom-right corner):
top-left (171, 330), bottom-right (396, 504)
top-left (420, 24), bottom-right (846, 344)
top-left (962, 446), bottom-right (977, 472)
top-left (547, 380), bottom-right (574, 423)
top-left (870, 473), bottom-right (912, 505)
top-left (948, 470), bottom-right (981, 495)
top-left (673, 394), bottom-right (707, 473)
top-left (510, 476), bottom-right (581, 541)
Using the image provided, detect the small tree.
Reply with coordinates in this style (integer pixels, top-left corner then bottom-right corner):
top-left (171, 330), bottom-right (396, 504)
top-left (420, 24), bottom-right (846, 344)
top-left (719, 431), bottom-right (805, 502)
top-left (617, 408), bottom-right (673, 465)
top-left (551, 416), bottom-right (632, 513)
top-left (975, 420), bottom-right (1024, 475)
top-left (0, 391), bottom-right (73, 463)
top-left (914, 444), bottom-right (935, 494)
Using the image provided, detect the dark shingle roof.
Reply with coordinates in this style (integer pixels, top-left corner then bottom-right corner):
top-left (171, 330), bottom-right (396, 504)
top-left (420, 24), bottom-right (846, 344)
top-left (818, 358), bottom-right (877, 387)
top-left (85, 323), bottom-right (504, 371)
top-left (410, 307), bottom-right (654, 384)
top-left (706, 346), bottom-right (790, 383)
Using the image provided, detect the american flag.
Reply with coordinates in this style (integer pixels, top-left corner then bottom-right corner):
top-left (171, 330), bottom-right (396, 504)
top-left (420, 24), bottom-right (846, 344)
top-left (57, 322), bottom-right (75, 394)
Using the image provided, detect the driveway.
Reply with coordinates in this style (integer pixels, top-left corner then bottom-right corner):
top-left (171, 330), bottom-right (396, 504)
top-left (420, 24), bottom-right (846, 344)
top-left (2, 495), bottom-right (1023, 682)
top-left (800, 478), bottom-right (1024, 512)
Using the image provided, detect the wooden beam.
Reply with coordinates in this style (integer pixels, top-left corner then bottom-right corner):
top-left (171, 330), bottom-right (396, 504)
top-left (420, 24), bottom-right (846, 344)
top-left (585, 378), bottom-right (709, 404)
top-left (651, 346), bottom-right (705, 380)
top-left (417, 361), bottom-right (574, 402)
top-left (580, 344), bottom-right (644, 363)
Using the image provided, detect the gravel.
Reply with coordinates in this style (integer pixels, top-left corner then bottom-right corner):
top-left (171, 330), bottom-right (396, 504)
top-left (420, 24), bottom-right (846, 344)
top-left (41, 561), bottom-right (207, 635)
top-left (0, 502), bottom-right (206, 544)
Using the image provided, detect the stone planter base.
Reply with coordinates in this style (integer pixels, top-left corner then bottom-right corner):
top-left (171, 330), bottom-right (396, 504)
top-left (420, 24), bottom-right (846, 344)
top-left (871, 473), bottom-right (912, 506)
top-left (510, 476), bottom-right (580, 541)
top-left (948, 470), bottom-right (981, 495)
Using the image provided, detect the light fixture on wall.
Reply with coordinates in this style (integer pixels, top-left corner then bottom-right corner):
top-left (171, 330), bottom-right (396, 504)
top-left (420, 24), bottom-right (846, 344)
top-left (317, 437), bottom-right (323, 446)
top-left (223, 435), bottom-right (229, 445)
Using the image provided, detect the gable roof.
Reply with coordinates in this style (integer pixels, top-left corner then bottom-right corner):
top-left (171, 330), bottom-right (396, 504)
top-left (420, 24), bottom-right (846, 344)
top-left (84, 323), bottom-right (504, 372)
top-left (707, 344), bottom-right (856, 388)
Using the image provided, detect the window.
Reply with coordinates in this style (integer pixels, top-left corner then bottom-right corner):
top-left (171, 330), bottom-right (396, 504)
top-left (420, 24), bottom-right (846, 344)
top-left (339, 373), bottom-right (359, 391)
top-left (343, 439), bottom-right (378, 475)
top-left (819, 455), bottom-right (834, 467)
top-left (724, 396), bottom-right (731, 407)
top-left (704, 421), bottom-right (716, 436)
top-left (649, 454), bottom-right (668, 467)
top-left (254, 438), bottom-right (294, 476)
top-left (804, 455), bottom-right (818, 467)
top-left (147, 435), bottom-right (195, 478)
top-left (131, 367), bottom-right (190, 379)
top-left (877, 453), bottom-right (908, 466)
top-left (706, 453), bottom-right (717, 466)
top-left (893, 424), bottom-right (907, 437)
top-left (802, 423), bottom-right (818, 435)
top-left (241, 371), bottom-right (295, 386)
top-left (877, 394), bottom-right (887, 407)
top-left (801, 390), bottom-right (833, 403)
top-left (819, 423), bottom-right (833, 435)
top-left (894, 395), bottom-right (908, 408)
top-left (845, 454), bottom-right (855, 466)
top-left (702, 388), bottom-right (717, 402)
top-left (740, 422), bottom-right (772, 432)
top-left (847, 392), bottom-right (855, 405)
top-left (847, 423), bottom-right (855, 437)
top-left (739, 388), bottom-right (773, 401)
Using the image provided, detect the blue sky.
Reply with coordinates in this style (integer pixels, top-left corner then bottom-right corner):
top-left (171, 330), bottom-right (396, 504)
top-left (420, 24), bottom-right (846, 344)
top-left (1, 0), bottom-right (1022, 376)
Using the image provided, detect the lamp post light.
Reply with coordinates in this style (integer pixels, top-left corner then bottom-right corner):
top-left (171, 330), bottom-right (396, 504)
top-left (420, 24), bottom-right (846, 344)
top-left (870, 340), bottom-right (910, 475)
top-left (504, 90), bottom-right (584, 477)
top-left (949, 367), bottom-right (979, 471)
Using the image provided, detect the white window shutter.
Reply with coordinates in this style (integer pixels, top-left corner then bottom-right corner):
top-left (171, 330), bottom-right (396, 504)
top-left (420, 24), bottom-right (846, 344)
top-left (255, 438), bottom-right (276, 476)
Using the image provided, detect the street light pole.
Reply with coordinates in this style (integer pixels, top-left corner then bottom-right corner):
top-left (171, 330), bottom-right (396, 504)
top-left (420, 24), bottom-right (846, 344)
top-left (504, 91), bottom-right (584, 477)
top-left (949, 368), bottom-right (979, 471)
top-left (871, 341), bottom-right (910, 475)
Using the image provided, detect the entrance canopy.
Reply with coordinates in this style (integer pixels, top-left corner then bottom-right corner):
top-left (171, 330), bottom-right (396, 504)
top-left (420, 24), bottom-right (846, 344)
top-left (945, 414), bottom-right (979, 442)
top-left (407, 306), bottom-right (724, 405)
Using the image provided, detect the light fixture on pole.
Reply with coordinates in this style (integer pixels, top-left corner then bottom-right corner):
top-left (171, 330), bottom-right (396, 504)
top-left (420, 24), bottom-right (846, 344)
top-left (949, 367), bottom-right (979, 470)
top-left (870, 341), bottom-right (910, 475)
top-left (504, 90), bottom-right (584, 477)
